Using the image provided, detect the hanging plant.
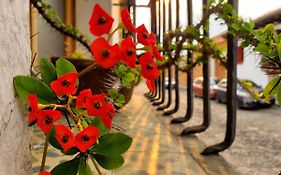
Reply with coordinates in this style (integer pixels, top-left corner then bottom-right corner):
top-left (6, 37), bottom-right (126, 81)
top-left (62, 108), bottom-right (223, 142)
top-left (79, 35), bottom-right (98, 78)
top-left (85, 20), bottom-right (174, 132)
top-left (14, 3), bottom-right (162, 175)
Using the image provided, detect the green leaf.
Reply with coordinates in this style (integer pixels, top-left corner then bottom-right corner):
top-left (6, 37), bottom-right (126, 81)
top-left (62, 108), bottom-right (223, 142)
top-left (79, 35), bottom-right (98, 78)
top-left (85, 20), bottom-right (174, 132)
top-left (277, 83), bottom-right (281, 106)
top-left (254, 31), bottom-right (267, 42)
top-left (91, 154), bottom-right (124, 170)
top-left (51, 157), bottom-right (80, 175)
top-left (264, 77), bottom-right (281, 96)
top-left (115, 64), bottom-right (127, 77)
top-left (243, 21), bottom-right (255, 31)
top-left (223, 3), bottom-right (233, 15)
top-left (89, 117), bottom-right (109, 136)
top-left (241, 40), bottom-right (250, 48)
top-left (108, 89), bottom-right (119, 99)
top-left (255, 43), bottom-right (269, 53)
top-left (277, 41), bottom-right (281, 59)
top-left (116, 94), bottom-right (125, 104)
top-left (230, 23), bottom-right (240, 31)
top-left (56, 57), bottom-right (77, 77)
top-left (91, 133), bottom-right (132, 157)
top-left (79, 158), bottom-right (93, 175)
top-left (124, 72), bottom-right (135, 81)
top-left (13, 76), bottom-right (57, 104)
top-left (40, 58), bottom-right (57, 86)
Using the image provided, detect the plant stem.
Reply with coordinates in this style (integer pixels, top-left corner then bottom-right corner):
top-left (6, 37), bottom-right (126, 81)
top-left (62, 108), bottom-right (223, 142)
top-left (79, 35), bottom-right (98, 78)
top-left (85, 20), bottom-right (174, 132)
top-left (78, 62), bottom-right (97, 78)
top-left (40, 131), bottom-right (51, 172)
top-left (90, 155), bottom-right (103, 175)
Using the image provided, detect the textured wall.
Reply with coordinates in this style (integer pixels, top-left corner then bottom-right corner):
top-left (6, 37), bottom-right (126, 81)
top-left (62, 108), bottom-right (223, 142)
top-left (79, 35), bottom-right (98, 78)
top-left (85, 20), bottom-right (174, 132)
top-left (0, 0), bottom-right (31, 174)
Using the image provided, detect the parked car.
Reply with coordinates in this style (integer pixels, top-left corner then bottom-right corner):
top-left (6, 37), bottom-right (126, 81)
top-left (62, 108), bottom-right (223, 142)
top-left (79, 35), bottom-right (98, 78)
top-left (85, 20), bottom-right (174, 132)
top-left (214, 79), bottom-right (275, 108)
top-left (193, 77), bottom-right (218, 99)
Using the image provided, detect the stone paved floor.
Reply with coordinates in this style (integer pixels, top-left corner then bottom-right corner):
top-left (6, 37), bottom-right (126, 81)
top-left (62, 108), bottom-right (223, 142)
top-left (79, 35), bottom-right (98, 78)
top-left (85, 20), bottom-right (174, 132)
top-left (32, 83), bottom-right (244, 175)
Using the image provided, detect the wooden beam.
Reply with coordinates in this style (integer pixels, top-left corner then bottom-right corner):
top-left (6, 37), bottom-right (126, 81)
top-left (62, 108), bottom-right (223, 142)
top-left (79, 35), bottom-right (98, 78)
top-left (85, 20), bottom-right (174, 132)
top-left (64, 0), bottom-right (75, 56)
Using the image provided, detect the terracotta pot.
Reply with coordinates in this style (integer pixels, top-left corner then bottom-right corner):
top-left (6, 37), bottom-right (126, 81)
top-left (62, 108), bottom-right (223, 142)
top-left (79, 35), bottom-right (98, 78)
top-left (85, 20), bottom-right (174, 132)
top-left (118, 85), bottom-right (134, 105)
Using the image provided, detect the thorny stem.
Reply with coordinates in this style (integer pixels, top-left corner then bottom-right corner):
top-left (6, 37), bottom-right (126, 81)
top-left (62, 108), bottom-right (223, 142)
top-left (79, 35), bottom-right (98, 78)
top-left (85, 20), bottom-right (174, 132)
top-left (78, 62), bottom-right (98, 78)
top-left (108, 23), bottom-right (122, 41)
top-left (90, 155), bottom-right (103, 175)
top-left (40, 131), bottom-right (51, 172)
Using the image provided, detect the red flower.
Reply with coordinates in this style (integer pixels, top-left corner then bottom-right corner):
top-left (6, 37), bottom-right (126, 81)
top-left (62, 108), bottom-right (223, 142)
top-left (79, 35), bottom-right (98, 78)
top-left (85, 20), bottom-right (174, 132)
top-left (146, 79), bottom-right (156, 92)
top-left (149, 33), bottom-right (156, 45)
top-left (74, 126), bottom-right (99, 153)
top-left (121, 9), bottom-right (136, 32)
top-left (39, 171), bottom-right (51, 175)
top-left (139, 53), bottom-right (160, 80)
top-left (28, 94), bottom-right (40, 123)
top-left (37, 110), bottom-right (62, 133)
top-left (90, 37), bottom-right (121, 68)
top-left (89, 4), bottom-right (114, 36)
top-left (76, 89), bottom-right (92, 109)
top-left (120, 36), bottom-right (136, 68)
top-left (50, 72), bottom-right (78, 96)
top-left (136, 24), bottom-right (151, 46)
top-left (85, 94), bottom-right (106, 117)
top-left (152, 45), bottom-right (163, 61)
top-left (99, 103), bottom-right (115, 129)
top-left (55, 124), bottom-right (75, 152)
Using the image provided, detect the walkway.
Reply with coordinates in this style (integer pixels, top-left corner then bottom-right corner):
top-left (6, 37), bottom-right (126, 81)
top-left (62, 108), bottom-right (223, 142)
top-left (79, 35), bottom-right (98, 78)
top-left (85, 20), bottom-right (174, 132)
top-left (32, 83), bottom-right (239, 175)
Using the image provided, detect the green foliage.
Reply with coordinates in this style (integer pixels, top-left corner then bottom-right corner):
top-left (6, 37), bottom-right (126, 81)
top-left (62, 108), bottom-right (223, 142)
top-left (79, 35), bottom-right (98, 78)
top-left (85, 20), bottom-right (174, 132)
top-left (108, 88), bottom-right (126, 107)
top-left (264, 77), bottom-right (281, 96)
top-left (13, 76), bottom-right (57, 104)
top-left (51, 157), bottom-right (80, 175)
top-left (114, 64), bottom-right (139, 88)
top-left (89, 117), bottom-right (109, 136)
top-left (40, 58), bottom-right (57, 86)
top-left (91, 132), bottom-right (132, 157)
top-left (78, 158), bottom-right (93, 175)
top-left (89, 132), bottom-right (132, 170)
top-left (91, 154), bottom-right (124, 170)
top-left (56, 57), bottom-right (77, 76)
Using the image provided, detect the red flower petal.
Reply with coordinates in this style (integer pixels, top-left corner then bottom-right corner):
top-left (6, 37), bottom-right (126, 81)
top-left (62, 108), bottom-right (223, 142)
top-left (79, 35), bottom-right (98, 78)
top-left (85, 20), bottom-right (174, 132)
top-left (149, 33), bottom-right (156, 45)
top-left (120, 36), bottom-right (136, 68)
top-left (76, 89), bottom-right (92, 109)
top-left (39, 171), bottom-right (51, 175)
top-left (74, 126), bottom-right (99, 153)
top-left (136, 24), bottom-right (151, 46)
top-left (121, 9), bottom-right (136, 32)
top-left (55, 124), bottom-right (75, 152)
top-left (99, 103), bottom-right (115, 129)
top-left (89, 4), bottom-right (114, 36)
top-left (85, 94), bottom-right (106, 116)
top-left (28, 94), bottom-right (40, 123)
top-left (50, 72), bottom-right (78, 97)
top-left (152, 45), bottom-right (163, 61)
top-left (37, 110), bottom-right (62, 133)
top-left (146, 79), bottom-right (156, 92)
top-left (139, 53), bottom-right (160, 80)
top-left (90, 38), bottom-right (121, 68)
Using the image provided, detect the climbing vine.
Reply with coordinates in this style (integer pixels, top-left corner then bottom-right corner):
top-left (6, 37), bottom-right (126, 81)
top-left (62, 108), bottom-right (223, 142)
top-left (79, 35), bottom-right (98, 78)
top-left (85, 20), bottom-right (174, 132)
top-left (31, 0), bottom-right (92, 53)
top-left (159, 0), bottom-right (281, 105)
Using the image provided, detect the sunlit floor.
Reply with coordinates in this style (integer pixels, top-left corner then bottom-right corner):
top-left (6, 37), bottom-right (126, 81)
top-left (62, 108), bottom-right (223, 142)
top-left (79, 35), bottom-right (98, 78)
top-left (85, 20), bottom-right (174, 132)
top-left (32, 83), bottom-right (240, 175)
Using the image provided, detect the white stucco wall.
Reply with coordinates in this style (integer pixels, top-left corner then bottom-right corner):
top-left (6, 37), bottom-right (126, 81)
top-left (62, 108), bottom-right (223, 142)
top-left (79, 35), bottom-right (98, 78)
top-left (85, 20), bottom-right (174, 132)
top-left (0, 0), bottom-right (31, 174)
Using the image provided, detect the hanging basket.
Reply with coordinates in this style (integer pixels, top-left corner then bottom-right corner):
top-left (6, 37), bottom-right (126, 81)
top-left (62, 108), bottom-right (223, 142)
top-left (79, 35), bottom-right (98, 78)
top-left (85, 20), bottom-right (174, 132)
top-left (50, 57), bottom-right (135, 104)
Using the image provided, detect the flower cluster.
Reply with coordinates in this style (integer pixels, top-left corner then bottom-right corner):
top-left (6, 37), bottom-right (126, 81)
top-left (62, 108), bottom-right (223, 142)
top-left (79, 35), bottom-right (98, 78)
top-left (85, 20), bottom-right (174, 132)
top-left (89, 4), bottom-right (162, 91)
top-left (28, 72), bottom-right (115, 154)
